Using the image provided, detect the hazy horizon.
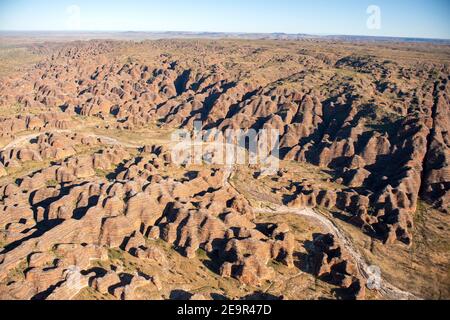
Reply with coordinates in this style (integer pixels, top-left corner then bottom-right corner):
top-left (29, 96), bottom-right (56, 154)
top-left (1, 30), bottom-right (450, 42)
top-left (0, 0), bottom-right (449, 39)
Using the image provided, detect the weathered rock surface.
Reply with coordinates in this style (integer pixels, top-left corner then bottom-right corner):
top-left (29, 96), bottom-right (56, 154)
top-left (309, 234), bottom-right (366, 300)
top-left (0, 38), bottom-right (449, 300)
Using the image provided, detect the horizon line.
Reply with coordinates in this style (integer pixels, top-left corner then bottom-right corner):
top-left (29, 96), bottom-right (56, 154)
top-left (1, 30), bottom-right (450, 42)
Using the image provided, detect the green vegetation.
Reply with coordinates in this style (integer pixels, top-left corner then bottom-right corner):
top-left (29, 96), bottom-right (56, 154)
top-left (46, 179), bottom-right (58, 187)
top-left (0, 237), bottom-right (6, 250)
top-left (7, 259), bottom-right (28, 282)
top-left (0, 47), bottom-right (42, 77)
top-left (0, 103), bottom-right (22, 117)
top-left (95, 168), bottom-right (110, 178)
top-left (196, 248), bottom-right (209, 261)
top-left (108, 248), bottom-right (125, 262)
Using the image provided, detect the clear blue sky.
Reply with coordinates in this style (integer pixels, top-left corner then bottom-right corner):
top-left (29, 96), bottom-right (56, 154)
top-left (0, 0), bottom-right (449, 39)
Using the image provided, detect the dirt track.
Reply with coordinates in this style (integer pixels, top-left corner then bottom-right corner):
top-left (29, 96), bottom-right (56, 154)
top-left (224, 165), bottom-right (420, 300)
top-left (0, 130), bottom-right (140, 152)
top-left (253, 207), bottom-right (419, 300)
top-left (1, 132), bottom-right (420, 300)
